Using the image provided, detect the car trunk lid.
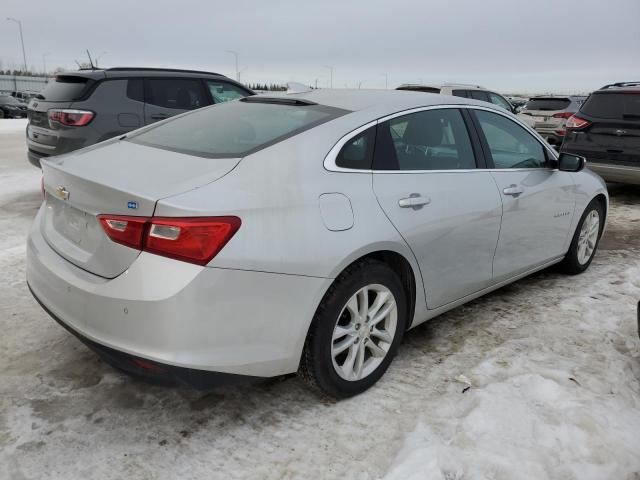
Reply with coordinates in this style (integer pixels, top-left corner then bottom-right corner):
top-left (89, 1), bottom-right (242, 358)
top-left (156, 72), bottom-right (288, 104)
top-left (41, 140), bottom-right (241, 278)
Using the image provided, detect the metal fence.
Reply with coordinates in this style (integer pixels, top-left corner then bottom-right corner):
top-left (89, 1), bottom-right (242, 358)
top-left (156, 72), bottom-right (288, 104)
top-left (0, 75), bottom-right (52, 93)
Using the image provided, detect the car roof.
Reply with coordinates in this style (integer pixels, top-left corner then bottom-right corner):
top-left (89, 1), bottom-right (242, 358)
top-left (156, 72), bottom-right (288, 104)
top-left (596, 83), bottom-right (640, 93)
top-left (54, 67), bottom-right (231, 81)
top-left (258, 89), bottom-right (501, 117)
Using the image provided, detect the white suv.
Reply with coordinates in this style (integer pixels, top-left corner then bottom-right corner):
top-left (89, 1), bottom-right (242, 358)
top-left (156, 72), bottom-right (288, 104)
top-left (397, 83), bottom-right (535, 128)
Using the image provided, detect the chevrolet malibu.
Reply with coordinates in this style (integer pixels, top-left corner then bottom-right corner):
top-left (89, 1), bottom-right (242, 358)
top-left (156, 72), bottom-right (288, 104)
top-left (27, 90), bottom-right (608, 398)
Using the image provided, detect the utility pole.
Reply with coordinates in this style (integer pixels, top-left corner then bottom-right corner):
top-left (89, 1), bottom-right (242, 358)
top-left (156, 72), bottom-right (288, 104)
top-left (227, 50), bottom-right (239, 82)
top-left (42, 52), bottom-right (51, 75)
top-left (6, 17), bottom-right (27, 72)
top-left (324, 65), bottom-right (333, 88)
top-left (383, 73), bottom-right (388, 89)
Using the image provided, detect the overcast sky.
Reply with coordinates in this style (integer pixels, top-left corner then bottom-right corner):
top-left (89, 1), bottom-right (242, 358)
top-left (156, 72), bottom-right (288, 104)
top-left (1, 0), bottom-right (639, 93)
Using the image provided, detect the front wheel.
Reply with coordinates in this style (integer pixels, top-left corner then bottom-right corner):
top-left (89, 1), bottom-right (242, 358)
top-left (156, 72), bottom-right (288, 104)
top-left (299, 260), bottom-right (408, 398)
top-left (560, 199), bottom-right (604, 274)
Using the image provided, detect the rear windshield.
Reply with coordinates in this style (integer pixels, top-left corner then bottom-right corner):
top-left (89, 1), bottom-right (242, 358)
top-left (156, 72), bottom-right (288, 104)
top-left (525, 98), bottom-right (571, 111)
top-left (581, 92), bottom-right (640, 119)
top-left (38, 75), bottom-right (92, 101)
top-left (128, 99), bottom-right (348, 158)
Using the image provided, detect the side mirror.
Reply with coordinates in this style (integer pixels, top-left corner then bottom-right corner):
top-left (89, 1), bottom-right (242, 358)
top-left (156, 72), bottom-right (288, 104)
top-left (557, 152), bottom-right (586, 172)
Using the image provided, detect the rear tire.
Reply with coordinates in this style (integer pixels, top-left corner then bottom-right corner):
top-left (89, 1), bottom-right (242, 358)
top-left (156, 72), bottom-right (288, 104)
top-left (560, 199), bottom-right (604, 274)
top-left (299, 259), bottom-right (408, 399)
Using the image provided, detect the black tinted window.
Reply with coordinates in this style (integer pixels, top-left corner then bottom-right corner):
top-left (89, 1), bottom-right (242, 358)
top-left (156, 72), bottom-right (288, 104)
top-left (335, 127), bottom-right (375, 169)
top-left (525, 98), bottom-right (571, 111)
top-left (581, 92), bottom-right (640, 119)
top-left (452, 90), bottom-right (468, 98)
top-left (38, 76), bottom-right (91, 101)
top-left (126, 79), bottom-right (144, 102)
top-left (475, 110), bottom-right (546, 169)
top-left (129, 100), bottom-right (346, 158)
top-left (146, 78), bottom-right (207, 110)
top-left (469, 91), bottom-right (490, 102)
top-left (374, 109), bottom-right (476, 170)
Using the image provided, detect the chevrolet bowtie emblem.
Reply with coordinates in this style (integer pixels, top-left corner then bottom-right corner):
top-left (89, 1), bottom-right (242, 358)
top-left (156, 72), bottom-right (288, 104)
top-left (56, 186), bottom-right (70, 201)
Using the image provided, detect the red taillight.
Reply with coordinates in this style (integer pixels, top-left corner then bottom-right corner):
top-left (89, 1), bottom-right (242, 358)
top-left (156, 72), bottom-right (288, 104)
top-left (98, 215), bottom-right (148, 250)
top-left (552, 112), bottom-right (574, 119)
top-left (565, 115), bottom-right (591, 130)
top-left (98, 215), bottom-right (241, 266)
top-left (48, 109), bottom-right (95, 127)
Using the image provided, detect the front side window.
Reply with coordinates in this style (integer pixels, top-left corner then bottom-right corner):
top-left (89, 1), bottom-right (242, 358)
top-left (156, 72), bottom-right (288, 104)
top-left (474, 110), bottom-right (547, 169)
top-left (146, 78), bottom-right (207, 110)
top-left (206, 81), bottom-right (249, 103)
top-left (488, 92), bottom-right (513, 111)
top-left (373, 109), bottom-right (476, 170)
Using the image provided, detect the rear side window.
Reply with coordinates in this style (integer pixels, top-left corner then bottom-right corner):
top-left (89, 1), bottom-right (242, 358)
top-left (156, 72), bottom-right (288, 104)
top-left (206, 81), bottom-right (249, 103)
top-left (335, 127), bottom-right (376, 169)
top-left (468, 91), bottom-right (490, 102)
top-left (38, 75), bottom-right (91, 101)
top-left (581, 92), bottom-right (640, 119)
top-left (525, 98), bottom-right (571, 111)
top-left (451, 90), bottom-right (468, 98)
top-left (146, 78), bottom-right (208, 110)
top-left (373, 109), bottom-right (476, 170)
top-left (126, 79), bottom-right (144, 102)
top-left (129, 100), bottom-right (347, 158)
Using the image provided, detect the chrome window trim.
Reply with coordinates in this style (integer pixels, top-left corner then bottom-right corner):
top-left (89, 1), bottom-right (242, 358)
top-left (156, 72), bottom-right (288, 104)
top-left (323, 104), bottom-right (558, 174)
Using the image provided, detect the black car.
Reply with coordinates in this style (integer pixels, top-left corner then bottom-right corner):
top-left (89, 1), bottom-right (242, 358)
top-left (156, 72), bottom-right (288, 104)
top-left (561, 82), bottom-right (640, 185)
top-left (0, 95), bottom-right (28, 118)
top-left (26, 67), bottom-right (254, 167)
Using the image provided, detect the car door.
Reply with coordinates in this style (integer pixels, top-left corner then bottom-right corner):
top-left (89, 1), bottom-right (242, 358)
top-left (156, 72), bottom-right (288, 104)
top-left (372, 107), bottom-right (503, 309)
top-left (470, 108), bottom-right (576, 281)
top-left (143, 77), bottom-right (208, 125)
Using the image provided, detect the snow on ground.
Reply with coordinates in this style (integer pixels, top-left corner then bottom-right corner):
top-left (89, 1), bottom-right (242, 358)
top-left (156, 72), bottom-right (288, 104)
top-left (0, 130), bottom-right (639, 480)
top-left (0, 118), bottom-right (28, 134)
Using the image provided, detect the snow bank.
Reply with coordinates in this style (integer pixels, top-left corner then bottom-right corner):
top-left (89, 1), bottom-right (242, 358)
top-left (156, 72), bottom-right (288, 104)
top-left (0, 118), bottom-right (28, 134)
top-left (385, 260), bottom-right (640, 480)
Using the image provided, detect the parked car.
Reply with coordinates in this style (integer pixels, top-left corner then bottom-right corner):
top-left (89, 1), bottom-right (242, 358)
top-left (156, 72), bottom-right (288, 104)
top-left (27, 90), bottom-right (608, 398)
top-left (11, 90), bottom-right (40, 104)
top-left (396, 83), bottom-right (536, 128)
top-left (0, 94), bottom-right (28, 118)
top-left (396, 83), bottom-right (517, 111)
top-left (519, 96), bottom-right (587, 147)
top-left (561, 82), bottom-right (640, 185)
top-left (26, 67), bottom-right (254, 167)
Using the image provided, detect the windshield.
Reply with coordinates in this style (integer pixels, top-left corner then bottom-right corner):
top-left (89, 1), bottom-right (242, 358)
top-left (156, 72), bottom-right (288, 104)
top-left (581, 92), bottom-right (640, 120)
top-left (524, 98), bottom-right (571, 111)
top-left (0, 95), bottom-right (22, 105)
top-left (128, 99), bottom-right (348, 158)
top-left (38, 75), bottom-right (92, 101)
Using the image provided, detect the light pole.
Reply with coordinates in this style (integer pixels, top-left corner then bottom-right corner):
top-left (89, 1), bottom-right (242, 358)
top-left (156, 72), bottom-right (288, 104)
top-left (324, 65), bottom-right (333, 88)
top-left (227, 50), bottom-right (239, 82)
top-left (6, 17), bottom-right (27, 72)
top-left (382, 73), bottom-right (388, 89)
top-left (42, 52), bottom-right (51, 75)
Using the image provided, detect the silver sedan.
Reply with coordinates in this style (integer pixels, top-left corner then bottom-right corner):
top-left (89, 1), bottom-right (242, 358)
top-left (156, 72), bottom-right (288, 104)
top-left (27, 90), bottom-right (608, 398)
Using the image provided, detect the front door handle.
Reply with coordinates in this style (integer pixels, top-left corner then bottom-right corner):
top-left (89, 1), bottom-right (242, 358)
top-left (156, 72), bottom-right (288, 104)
top-left (150, 113), bottom-right (170, 120)
top-left (503, 185), bottom-right (524, 197)
top-left (398, 195), bottom-right (431, 209)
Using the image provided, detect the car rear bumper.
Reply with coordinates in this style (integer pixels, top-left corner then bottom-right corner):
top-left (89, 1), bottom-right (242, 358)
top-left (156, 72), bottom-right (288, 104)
top-left (26, 205), bottom-right (330, 379)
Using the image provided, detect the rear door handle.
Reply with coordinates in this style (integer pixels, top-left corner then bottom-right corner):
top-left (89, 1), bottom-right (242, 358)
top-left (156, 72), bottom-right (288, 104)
top-left (503, 184), bottom-right (524, 197)
top-left (398, 195), bottom-right (431, 209)
top-left (150, 113), bottom-right (170, 120)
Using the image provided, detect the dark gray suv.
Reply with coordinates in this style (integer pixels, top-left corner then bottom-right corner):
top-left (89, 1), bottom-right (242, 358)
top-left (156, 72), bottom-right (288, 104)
top-left (26, 67), bottom-right (254, 167)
